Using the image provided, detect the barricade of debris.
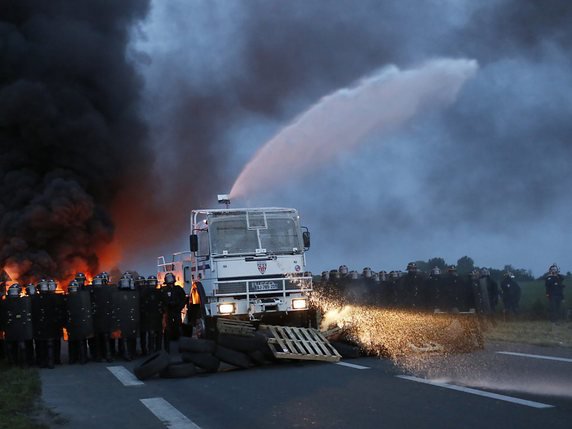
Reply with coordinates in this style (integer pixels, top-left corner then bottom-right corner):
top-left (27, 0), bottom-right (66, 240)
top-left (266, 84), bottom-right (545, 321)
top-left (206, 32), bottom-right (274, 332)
top-left (133, 319), bottom-right (342, 380)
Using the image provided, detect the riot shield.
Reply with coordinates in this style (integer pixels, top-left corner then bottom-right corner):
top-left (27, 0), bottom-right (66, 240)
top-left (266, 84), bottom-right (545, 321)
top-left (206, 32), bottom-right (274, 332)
top-left (140, 288), bottom-right (163, 331)
top-left (4, 296), bottom-right (34, 341)
top-left (66, 290), bottom-right (95, 340)
top-left (113, 290), bottom-right (140, 338)
top-left (92, 286), bottom-right (115, 333)
top-left (32, 294), bottom-right (64, 339)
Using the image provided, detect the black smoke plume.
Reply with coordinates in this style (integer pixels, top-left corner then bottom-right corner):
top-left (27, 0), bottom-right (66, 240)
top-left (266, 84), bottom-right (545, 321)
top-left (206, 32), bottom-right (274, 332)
top-left (0, 0), bottom-right (151, 282)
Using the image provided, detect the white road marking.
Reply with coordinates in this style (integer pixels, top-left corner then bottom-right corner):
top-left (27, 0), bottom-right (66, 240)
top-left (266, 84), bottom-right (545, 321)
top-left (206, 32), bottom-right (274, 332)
top-left (397, 375), bottom-right (554, 409)
top-left (335, 361), bottom-right (370, 370)
top-left (496, 351), bottom-right (572, 363)
top-left (140, 397), bottom-right (201, 429)
top-left (106, 366), bottom-right (144, 386)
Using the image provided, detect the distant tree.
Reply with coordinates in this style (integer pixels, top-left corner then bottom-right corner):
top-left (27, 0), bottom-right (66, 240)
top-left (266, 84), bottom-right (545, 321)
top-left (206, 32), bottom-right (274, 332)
top-left (413, 260), bottom-right (429, 273)
top-left (456, 256), bottom-right (475, 275)
top-left (427, 257), bottom-right (447, 272)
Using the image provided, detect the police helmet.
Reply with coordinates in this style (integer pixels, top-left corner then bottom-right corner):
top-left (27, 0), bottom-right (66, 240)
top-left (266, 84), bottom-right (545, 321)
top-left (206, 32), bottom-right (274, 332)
top-left (75, 272), bottom-right (86, 286)
top-left (447, 265), bottom-right (457, 272)
top-left (164, 272), bottom-right (176, 285)
top-left (321, 271), bottom-right (330, 281)
top-left (349, 270), bottom-right (359, 280)
top-left (68, 280), bottom-right (80, 293)
top-left (363, 267), bottom-right (372, 279)
top-left (389, 270), bottom-right (399, 279)
top-left (47, 279), bottom-right (57, 292)
top-left (338, 265), bottom-right (349, 276)
top-left (135, 275), bottom-right (146, 288)
top-left (549, 264), bottom-right (560, 275)
top-left (378, 270), bottom-right (388, 281)
top-left (38, 279), bottom-right (49, 293)
top-left (431, 266), bottom-right (441, 276)
top-left (147, 275), bottom-right (158, 288)
top-left (92, 275), bottom-right (105, 287)
top-left (118, 275), bottom-right (134, 290)
top-left (25, 283), bottom-right (37, 296)
top-left (406, 262), bottom-right (417, 272)
top-left (8, 283), bottom-right (22, 297)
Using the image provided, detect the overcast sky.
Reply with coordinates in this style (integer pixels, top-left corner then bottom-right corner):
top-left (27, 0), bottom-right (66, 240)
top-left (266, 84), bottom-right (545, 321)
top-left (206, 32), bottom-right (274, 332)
top-left (125, 0), bottom-right (572, 277)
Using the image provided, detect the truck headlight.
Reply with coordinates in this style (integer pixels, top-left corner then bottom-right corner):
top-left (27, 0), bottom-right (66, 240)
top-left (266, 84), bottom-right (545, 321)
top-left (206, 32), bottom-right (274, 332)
top-left (292, 298), bottom-right (307, 310)
top-left (218, 303), bottom-right (235, 315)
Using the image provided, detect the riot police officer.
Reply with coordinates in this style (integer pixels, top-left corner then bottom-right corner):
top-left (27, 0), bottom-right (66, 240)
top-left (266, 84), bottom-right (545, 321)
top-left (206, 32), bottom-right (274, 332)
top-left (65, 279), bottom-right (94, 364)
top-left (91, 274), bottom-right (115, 362)
top-left (32, 279), bottom-right (64, 368)
top-left (397, 263), bottom-right (426, 308)
top-left (161, 272), bottom-right (187, 352)
top-left (139, 275), bottom-right (163, 355)
top-left (545, 264), bottom-right (566, 324)
top-left (114, 273), bottom-right (140, 361)
top-left (423, 267), bottom-right (442, 310)
top-left (3, 284), bottom-right (34, 365)
top-left (500, 272), bottom-right (521, 319)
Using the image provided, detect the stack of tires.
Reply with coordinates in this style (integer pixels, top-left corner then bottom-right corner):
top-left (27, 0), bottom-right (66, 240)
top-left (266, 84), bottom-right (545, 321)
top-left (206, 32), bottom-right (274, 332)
top-left (133, 332), bottom-right (274, 380)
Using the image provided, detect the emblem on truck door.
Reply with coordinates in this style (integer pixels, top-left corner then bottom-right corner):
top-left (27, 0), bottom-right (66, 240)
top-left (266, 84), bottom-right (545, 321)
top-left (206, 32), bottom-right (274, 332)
top-left (257, 262), bottom-right (267, 274)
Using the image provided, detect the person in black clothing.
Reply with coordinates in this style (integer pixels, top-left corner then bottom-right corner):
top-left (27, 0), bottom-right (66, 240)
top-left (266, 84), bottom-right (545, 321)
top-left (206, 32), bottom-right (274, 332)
top-left (423, 267), bottom-right (442, 311)
top-left (500, 272), bottom-right (521, 319)
top-left (545, 263), bottom-right (566, 324)
top-left (161, 272), bottom-right (187, 352)
top-left (397, 262), bottom-right (426, 309)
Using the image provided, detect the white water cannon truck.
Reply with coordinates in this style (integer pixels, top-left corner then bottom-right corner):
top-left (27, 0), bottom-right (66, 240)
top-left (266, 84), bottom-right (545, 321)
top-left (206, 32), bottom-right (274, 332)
top-left (157, 195), bottom-right (313, 334)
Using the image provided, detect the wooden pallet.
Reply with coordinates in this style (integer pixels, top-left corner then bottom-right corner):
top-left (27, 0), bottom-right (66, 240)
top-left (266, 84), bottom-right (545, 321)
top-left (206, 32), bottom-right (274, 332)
top-left (216, 318), bottom-right (256, 337)
top-left (261, 325), bottom-right (341, 362)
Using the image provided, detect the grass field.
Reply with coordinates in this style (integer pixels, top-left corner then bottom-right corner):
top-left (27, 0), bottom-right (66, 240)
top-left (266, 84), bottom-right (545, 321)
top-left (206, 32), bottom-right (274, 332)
top-left (484, 320), bottom-right (572, 348)
top-left (0, 361), bottom-right (58, 429)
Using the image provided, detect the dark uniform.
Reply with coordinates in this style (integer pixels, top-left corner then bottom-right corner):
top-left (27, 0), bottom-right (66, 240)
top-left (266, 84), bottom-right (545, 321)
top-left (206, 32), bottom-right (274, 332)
top-left (91, 275), bottom-right (115, 362)
top-left (65, 280), bottom-right (94, 364)
top-left (139, 276), bottom-right (163, 355)
top-left (545, 264), bottom-right (565, 323)
top-left (114, 274), bottom-right (140, 361)
top-left (397, 263), bottom-right (426, 309)
top-left (423, 267), bottom-right (442, 310)
top-left (32, 280), bottom-right (64, 369)
top-left (161, 273), bottom-right (187, 352)
top-left (500, 273), bottom-right (521, 318)
top-left (2, 284), bottom-right (34, 365)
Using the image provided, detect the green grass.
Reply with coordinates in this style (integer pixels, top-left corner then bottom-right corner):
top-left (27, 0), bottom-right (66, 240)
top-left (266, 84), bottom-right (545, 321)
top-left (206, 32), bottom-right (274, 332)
top-left (485, 320), bottom-right (572, 347)
top-left (0, 361), bottom-right (53, 429)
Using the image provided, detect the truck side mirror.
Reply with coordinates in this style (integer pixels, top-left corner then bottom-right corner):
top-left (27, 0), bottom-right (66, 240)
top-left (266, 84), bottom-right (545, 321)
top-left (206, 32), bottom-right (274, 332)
top-left (302, 229), bottom-right (310, 250)
top-left (190, 234), bottom-right (198, 252)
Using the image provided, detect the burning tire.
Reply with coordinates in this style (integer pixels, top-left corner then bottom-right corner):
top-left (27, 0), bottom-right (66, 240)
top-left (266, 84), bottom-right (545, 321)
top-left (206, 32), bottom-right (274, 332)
top-left (178, 337), bottom-right (216, 353)
top-left (216, 333), bottom-right (267, 353)
top-left (160, 362), bottom-right (197, 378)
top-left (214, 345), bottom-right (253, 369)
top-left (133, 350), bottom-right (170, 380)
top-left (329, 341), bottom-right (361, 359)
top-left (181, 352), bottom-right (220, 372)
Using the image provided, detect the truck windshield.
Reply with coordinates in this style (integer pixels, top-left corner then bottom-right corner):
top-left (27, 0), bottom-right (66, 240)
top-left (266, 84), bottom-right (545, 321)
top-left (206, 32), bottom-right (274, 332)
top-left (209, 210), bottom-right (302, 256)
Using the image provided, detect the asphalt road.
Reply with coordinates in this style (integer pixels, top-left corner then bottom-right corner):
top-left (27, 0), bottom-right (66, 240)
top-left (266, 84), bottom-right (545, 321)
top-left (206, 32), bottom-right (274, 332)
top-left (40, 342), bottom-right (572, 429)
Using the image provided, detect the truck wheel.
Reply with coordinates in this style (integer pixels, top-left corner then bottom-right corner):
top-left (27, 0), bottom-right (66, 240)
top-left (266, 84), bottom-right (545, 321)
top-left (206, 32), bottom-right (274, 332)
top-left (181, 352), bottom-right (220, 372)
top-left (133, 350), bottom-right (170, 380)
top-left (178, 337), bottom-right (216, 353)
top-left (160, 362), bottom-right (197, 378)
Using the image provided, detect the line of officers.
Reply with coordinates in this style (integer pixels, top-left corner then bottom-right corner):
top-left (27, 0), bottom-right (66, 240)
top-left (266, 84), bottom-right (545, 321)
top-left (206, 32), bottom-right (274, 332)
top-left (319, 262), bottom-right (522, 316)
top-left (0, 271), bottom-right (187, 368)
